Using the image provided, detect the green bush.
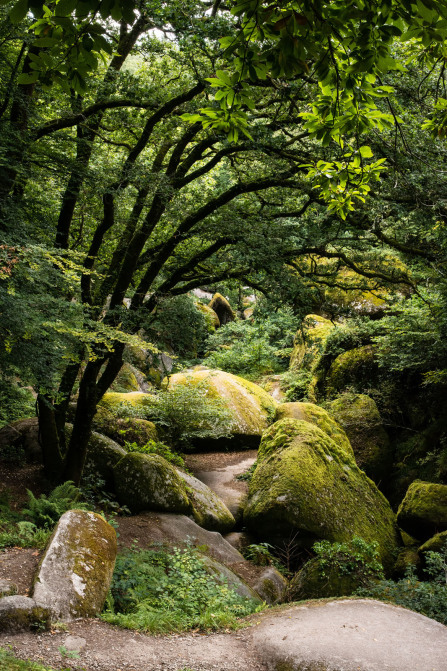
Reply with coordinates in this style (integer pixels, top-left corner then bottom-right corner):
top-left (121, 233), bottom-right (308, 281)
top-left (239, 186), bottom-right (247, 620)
top-left (124, 439), bottom-right (185, 469)
top-left (359, 545), bottom-right (447, 624)
top-left (22, 481), bottom-right (87, 529)
top-left (312, 536), bottom-right (384, 582)
top-left (102, 545), bottom-right (262, 633)
top-left (0, 379), bottom-right (35, 429)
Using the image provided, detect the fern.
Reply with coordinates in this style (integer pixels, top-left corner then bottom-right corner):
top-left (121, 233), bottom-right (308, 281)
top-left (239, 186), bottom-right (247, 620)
top-left (22, 481), bottom-right (87, 529)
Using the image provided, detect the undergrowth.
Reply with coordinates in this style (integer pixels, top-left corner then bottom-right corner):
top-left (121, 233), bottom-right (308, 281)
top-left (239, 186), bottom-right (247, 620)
top-left (124, 439), bottom-right (185, 469)
top-left (0, 648), bottom-right (59, 671)
top-left (102, 545), bottom-right (263, 633)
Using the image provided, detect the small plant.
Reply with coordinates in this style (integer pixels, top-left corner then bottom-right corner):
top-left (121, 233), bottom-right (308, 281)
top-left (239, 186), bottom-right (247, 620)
top-left (22, 481), bottom-right (87, 529)
top-left (242, 542), bottom-right (275, 566)
top-left (236, 461), bottom-right (257, 482)
top-left (58, 646), bottom-right (80, 660)
top-left (124, 439), bottom-right (185, 469)
top-left (103, 545), bottom-right (263, 633)
top-left (312, 536), bottom-right (384, 582)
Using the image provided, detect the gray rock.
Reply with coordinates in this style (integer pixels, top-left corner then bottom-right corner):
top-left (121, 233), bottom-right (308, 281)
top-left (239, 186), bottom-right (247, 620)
top-left (0, 579), bottom-right (17, 597)
top-left (177, 470), bottom-right (235, 532)
top-left (32, 510), bottom-right (117, 621)
top-left (202, 556), bottom-right (261, 602)
top-left (252, 566), bottom-right (287, 605)
top-left (0, 596), bottom-right (50, 632)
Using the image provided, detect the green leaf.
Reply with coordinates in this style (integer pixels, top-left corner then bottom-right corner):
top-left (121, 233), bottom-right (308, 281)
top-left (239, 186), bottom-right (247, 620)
top-left (9, 0), bottom-right (29, 23)
top-left (55, 0), bottom-right (77, 15)
top-left (359, 145), bottom-right (373, 158)
top-left (17, 71), bottom-right (39, 84)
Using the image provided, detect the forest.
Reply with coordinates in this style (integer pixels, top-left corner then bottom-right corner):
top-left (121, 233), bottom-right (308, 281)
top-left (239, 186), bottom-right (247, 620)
top-left (1, 1), bottom-right (447, 670)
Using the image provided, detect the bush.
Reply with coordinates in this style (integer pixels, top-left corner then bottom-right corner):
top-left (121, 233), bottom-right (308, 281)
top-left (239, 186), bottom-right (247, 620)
top-left (102, 545), bottom-right (262, 633)
top-left (0, 378), bottom-right (35, 429)
top-left (312, 536), bottom-right (385, 583)
top-left (358, 544), bottom-right (447, 624)
top-left (21, 481), bottom-right (87, 529)
top-left (124, 439), bottom-right (185, 469)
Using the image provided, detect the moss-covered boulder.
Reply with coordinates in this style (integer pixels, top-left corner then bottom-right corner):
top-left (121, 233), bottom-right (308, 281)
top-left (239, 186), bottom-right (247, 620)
top-left (275, 402), bottom-right (353, 457)
top-left (176, 470), bottom-right (236, 533)
top-left (326, 394), bottom-right (392, 484)
top-left (419, 530), bottom-right (447, 554)
top-left (208, 293), bottom-right (235, 326)
top-left (196, 302), bottom-right (220, 330)
top-left (289, 557), bottom-right (364, 600)
top-left (85, 431), bottom-right (127, 487)
top-left (109, 362), bottom-right (141, 392)
top-left (92, 406), bottom-right (158, 446)
top-left (113, 452), bottom-right (192, 515)
top-left (32, 510), bottom-right (117, 621)
top-left (244, 419), bottom-right (400, 571)
top-left (0, 596), bottom-right (51, 632)
top-left (392, 548), bottom-right (421, 579)
top-left (167, 369), bottom-right (277, 448)
top-left (98, 391), bottom-right (155, 415)
top-left (290, 314), bottom-right (336, 371)
top-left (325, 345), bottom-right (377, 397)
top-left (397, 481), bottom-right (447, 540)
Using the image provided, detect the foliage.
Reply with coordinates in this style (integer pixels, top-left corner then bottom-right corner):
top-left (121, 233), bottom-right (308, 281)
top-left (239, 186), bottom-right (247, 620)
top-left (0, 493), bottom-right (51, 549)
top-left (312, 536), bottom-right (384, 584)
top-left (79, 471), bottom-right (130, 516)
top-left (0, 648), bottom-right (59, 671)
top-left (359, 546), bottom-right (447, 625)
top-left (236, 460), bottom-right (257, 482)
top-left (205, 306), bottom-right (297, 379)
top-left (21, 481), bottom-right (86, 528)
top-left (102, 545), bottom-right (262, 633)
top-left (241, 542), bottom-right (275, 567)
top-left (124, 439), bottom-right (185, 469)
top-left (133, 382), bottom-right (233, 448)
top-left (281, 368), bottom-right (314, 402)
top-left (0, 379), bottom-right (35, 430)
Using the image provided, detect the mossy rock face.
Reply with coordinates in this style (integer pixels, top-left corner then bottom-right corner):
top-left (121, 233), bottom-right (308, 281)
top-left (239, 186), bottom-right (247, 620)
top-left (290, 314), bottom-right (336, 372)
top-left (208, 293), bottom-right (235, 326)
top-left (0, 596), bottom-right (51, 632)
top-left (98, 391), bottom-right (155, 415)
top-left (289, 557), bottom-right (363, 600)
top-left (168, 369), bottom-right (277, 446)
top-left (419, 530), bottom-right (447, 554)
top-left (85, 430), bottom-right (127, 488)
top-left (325, 345), bottom-right (377, 397)
top-left (397, 481), bottom-right (447, 540)
top-left (244, 419), bottom-right (400, 572)
top-left (196, 302), bottom-right (220, 330)
top-left (113, 452), bottom-right (192, 515)
top-left (326, 394), bottom-right (392, 485)
top-left (110, 362), bottom-right (141, 392)
top-left (176, 470), bottom-right (236, 533)
top-left (32, 510), bottom-right (117, 621)
top-left (92, 406), bottom-right (158, 446)
top-left (275, 402), bottom-right (353, 458)
top-left (392, 548), bottom-right (421, 580)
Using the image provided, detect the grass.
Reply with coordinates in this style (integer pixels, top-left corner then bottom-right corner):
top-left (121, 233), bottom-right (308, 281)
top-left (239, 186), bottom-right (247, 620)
top-left (0, 648), bottom-right (60, 671)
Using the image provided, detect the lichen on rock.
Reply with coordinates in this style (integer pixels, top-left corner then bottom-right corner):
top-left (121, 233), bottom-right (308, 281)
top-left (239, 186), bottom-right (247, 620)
top-left (32, 510), bottom-right (117, 621)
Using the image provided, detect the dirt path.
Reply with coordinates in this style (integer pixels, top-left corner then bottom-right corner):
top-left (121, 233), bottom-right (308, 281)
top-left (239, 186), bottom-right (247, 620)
top-left (2, 599), bottom-right (447, 671)
top-left (185, 451), bottom-right (257, 517)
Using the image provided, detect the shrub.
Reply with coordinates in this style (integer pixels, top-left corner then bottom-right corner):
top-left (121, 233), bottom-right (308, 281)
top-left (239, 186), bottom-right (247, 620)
top-left (124, 439), bottom-right (185, 469)
top-left (359, 545), bottom-right (447, 624)
top-left (21, 481), bottom-right (87, 529)
top-left (312, 536), bottom-right (384, 583)
top-left (102, 545), bottom-right (262, 633)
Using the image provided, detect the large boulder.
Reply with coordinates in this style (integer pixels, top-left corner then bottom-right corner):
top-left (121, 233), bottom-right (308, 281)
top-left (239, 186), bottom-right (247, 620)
top-left (167, 369), bottom-right (277, 448)
top-left (176, 470), bottom-right (235, 533)
top-left (113, 452), bottom-right (192, 515)
top-left (32, 510), bottom-right (117, 621)
top-left (325, 345), bottom-right (378, 397)
top-left (208, 293), bottom-right (235, 326)
top-left (115, 512), bottom-right (287, 604)
top-left (110, 362), bottom-right (142, 392)
top-left (326, 394), bottom-right (392, 484)
top-left (275, 402), bottom-right (353, 457)
top-left (113, 452), bottom-right (236, 533)
top-left (397, 480), bottom-right (447, 541)
top-left (98, 391), bottom-right (155, 415)
top-left (289, 557), bottom-right (364, 600)
top-left (0, 417), bottom-right (41, 463)
top-left (196, 302), bottom-right (220, 330)
top-left (84, 430), bottom-right (127, 487)
top-left (244, 419), bottom-right (400, 571)
top-left (92, 405), bottom-right (158, 446)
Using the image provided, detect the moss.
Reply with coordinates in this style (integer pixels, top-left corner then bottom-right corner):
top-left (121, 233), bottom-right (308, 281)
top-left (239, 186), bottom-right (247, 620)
top-left (196, 302), bottom-right (220, 331)
top-left (290, 314), bottom-right (335, 372)
top-left (110, 363), bottom-right (140, 393)
top-left (113, 452), bottom-right (192, 515)
top-left (275, 402), bottom-right (353, 458)
top-left (168, 369), bottom-right (277, 439)
top-left (325, 346), bottom-right (377, 397)
top-left (397, 480), bottom-right (447, 540)
top-left (419, 530), bottom-right (447, 554)
top-left (92, 406), bottom-right (158, 446)
top-left (392, 548), bottom-right (421, 579)
top-left (208, 293), bottom-right (235, 325)
top-left (289, 557), bottom-right (362, 600)
top-left (98, 391), bottom-right (155, 414)
top-left (245, 419), bottom-right (400, 572)
top-left (326, 394), bottom-right (391, 484)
